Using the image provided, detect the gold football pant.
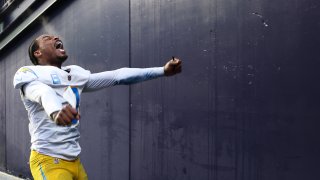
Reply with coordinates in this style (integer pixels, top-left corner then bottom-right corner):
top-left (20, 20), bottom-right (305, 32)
top-left (30, 150), bottom-right (88, 180)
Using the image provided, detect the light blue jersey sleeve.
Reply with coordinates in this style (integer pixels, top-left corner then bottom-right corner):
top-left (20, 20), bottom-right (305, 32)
top-left (83, 67), bottom-right (164, 92)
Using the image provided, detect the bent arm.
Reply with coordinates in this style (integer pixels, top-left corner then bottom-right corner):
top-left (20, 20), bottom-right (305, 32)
top-left (23, 81), bottom-right (63, 116)
top-left (83, 67), bottom-right (164, 92)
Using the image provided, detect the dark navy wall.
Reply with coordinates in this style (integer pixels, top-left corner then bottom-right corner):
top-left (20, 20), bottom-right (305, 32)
top-left (0, 51), bottom-right (6, 172)
top-left (130, 0), bottom-right (320, 179)
top-left (0, 0), bottom-right (320, 179)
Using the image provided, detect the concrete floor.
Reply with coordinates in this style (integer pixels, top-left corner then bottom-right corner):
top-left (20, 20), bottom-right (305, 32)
top-left (0, 171), bottom-right (24, 180)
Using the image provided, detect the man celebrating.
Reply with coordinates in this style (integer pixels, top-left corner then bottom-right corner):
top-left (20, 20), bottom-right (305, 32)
top-left (13, 34), bottom-right (182, 180)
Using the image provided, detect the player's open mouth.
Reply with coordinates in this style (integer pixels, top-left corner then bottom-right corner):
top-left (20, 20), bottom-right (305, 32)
top-left (54, 40), bottom-right (64, 50)
top-left (54, 40), bottom-right (66, 54)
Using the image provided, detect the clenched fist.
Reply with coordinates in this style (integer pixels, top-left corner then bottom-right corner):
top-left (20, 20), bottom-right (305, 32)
top-left (164, 57), bottom-right (182, 76)
top-left (51, 104), bottom-right (80, 126)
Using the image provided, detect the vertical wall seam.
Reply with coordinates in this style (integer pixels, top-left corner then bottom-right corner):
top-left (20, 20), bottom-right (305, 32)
top-left (128, 0), bottom-right (132, 180)
top-left (213, 0), bottom-right (218, 179)
top-left (4, 59), bottom-right (7, 171)
top-left (208, 0), bottom-right (216, 179)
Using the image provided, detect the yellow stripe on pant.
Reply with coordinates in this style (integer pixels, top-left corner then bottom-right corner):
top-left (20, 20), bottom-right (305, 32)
top-left (29, 150), bottom-right (88, 180)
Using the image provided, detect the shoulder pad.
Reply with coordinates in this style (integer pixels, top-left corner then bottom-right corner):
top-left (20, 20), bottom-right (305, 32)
top-left (13, 66), bottom-right (39, 89)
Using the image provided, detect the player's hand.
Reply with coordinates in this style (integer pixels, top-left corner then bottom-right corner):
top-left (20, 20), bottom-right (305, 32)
top-left (51, 104), bottom-right (79, 126)
top-left (164, 57), bottom-right (182, 76)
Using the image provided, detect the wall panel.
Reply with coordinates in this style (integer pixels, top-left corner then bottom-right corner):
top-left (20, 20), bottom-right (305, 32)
top-left (0, 52), bottom-right (6, 172)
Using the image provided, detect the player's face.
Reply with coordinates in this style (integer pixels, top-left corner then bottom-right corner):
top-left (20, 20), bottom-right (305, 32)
top-left (36, 34), bottom-right (68, 65)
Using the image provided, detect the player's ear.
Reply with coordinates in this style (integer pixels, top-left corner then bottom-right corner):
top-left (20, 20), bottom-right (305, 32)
top-left (34, 50), bottom-right (41, 58)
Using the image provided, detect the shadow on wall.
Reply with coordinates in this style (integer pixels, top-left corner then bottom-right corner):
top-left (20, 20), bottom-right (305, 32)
top-left (0, 129), bottom-right (30, 179)
top-left (4, 125), bottom-right (32, 179)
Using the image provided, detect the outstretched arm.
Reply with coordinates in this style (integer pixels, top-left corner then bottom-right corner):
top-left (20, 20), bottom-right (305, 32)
top-left (84, 58), bottom-right (182, 92)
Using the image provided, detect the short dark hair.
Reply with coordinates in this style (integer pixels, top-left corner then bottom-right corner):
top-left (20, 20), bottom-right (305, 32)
top-left (28, 39), bottom-right (39, 65)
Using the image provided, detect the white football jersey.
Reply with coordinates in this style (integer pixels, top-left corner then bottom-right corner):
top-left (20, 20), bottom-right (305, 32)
top-left (13, 64), bottom-right (164, 160)
top-left (13, 65), bottom-right (90, 160)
